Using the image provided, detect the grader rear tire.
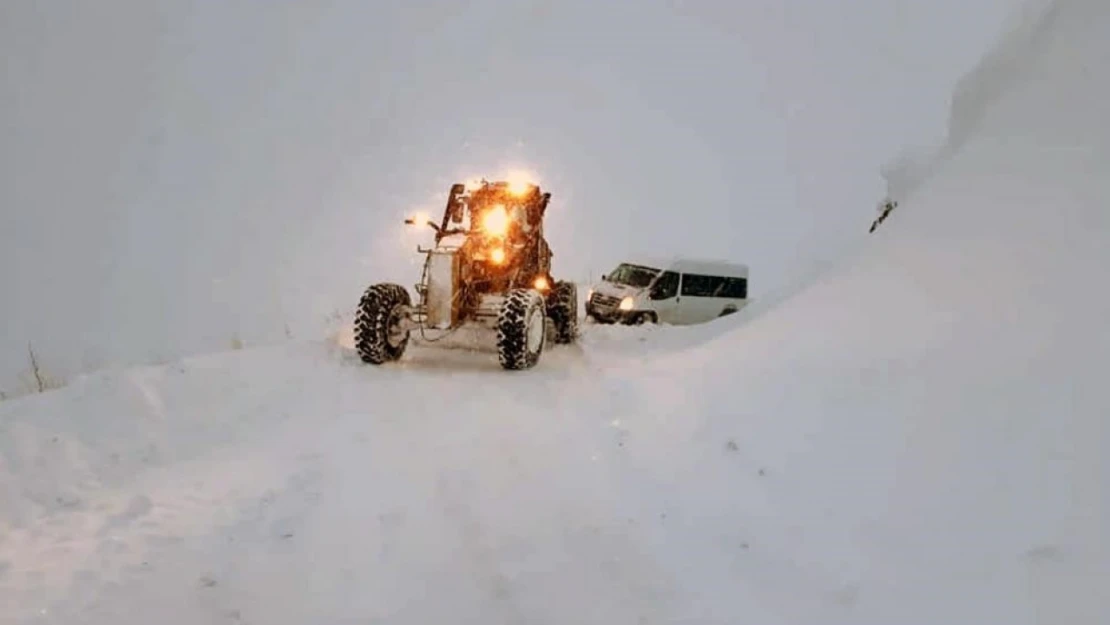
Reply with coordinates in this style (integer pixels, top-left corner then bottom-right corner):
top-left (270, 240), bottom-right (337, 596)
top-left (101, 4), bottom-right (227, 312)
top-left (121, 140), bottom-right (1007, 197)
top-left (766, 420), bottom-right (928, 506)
top-left (547, 280), bottom-right (578, 344)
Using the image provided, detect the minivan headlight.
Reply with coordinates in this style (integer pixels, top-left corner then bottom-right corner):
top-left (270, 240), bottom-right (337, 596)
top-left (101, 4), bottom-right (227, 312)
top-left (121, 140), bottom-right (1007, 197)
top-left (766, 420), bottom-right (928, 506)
top-left (619, 296), bottom-right (634, 311)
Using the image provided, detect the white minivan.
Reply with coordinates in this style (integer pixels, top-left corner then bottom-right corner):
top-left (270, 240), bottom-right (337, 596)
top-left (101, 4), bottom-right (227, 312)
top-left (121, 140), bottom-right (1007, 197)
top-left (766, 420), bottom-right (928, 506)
top-left (585, 257), bottom-right (750, 325)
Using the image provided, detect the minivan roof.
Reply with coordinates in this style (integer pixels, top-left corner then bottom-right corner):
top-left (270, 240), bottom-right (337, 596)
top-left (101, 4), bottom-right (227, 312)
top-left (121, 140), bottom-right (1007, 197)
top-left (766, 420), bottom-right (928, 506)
top-left (619, 255), bottom-right (749, 278)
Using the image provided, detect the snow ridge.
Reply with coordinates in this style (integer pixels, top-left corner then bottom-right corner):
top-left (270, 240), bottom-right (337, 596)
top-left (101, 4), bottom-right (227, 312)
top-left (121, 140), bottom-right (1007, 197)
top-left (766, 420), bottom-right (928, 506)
top-left (882, 0), bottom-right (1060, 200)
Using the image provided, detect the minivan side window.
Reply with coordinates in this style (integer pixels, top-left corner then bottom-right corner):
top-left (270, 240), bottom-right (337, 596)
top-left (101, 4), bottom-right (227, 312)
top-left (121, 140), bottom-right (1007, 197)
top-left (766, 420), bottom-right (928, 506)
top-left (649, 271), bottom-right (679, 300)
top-left (718, 277), bottom-right (748, 299)
top-left (680, 273), bottom-right (726, 297)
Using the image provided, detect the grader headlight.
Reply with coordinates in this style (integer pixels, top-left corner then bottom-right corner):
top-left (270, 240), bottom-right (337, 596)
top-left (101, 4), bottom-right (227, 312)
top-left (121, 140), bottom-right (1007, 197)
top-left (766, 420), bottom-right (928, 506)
top-left (481, 205), bottom-right (510, 236)
top-left (505, 170), bottom-right (536, 196)
top-left (508, 180), bottom-right (532, 196)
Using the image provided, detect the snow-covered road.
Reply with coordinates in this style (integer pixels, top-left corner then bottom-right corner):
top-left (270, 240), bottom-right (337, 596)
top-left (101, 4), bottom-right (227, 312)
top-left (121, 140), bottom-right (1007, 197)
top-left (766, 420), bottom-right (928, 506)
top-left (2, 326), bottom-right (774, 624)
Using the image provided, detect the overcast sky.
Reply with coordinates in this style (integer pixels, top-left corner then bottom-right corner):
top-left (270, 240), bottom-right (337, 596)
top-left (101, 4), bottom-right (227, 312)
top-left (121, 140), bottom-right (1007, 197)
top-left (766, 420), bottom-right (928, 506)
top-left (0, 0), bottom-right (1022, 391)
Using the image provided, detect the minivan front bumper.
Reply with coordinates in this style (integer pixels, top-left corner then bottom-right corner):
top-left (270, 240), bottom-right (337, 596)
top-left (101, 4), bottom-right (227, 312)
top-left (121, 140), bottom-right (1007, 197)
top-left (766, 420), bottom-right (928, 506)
top-left (585, 290), bottom-right (624, 323)
top-left (586, 291), bottom-right (650, 324)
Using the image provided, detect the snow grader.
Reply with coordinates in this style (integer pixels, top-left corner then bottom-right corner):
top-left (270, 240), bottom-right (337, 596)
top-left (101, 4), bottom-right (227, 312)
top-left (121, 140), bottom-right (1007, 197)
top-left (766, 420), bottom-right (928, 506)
top-left (353, 178), bottom-right (578, 370)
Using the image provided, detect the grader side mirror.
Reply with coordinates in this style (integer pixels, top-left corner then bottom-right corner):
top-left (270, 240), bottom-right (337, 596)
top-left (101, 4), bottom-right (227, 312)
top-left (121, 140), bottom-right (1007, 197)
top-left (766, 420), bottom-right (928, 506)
top-left (405, 217), bottom-right (442, 234)
top-left (447, 183), bottom-right (466, 223)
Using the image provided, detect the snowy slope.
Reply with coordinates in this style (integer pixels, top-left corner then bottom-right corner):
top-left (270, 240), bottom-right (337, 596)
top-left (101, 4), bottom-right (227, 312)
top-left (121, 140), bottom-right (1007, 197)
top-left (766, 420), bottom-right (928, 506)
top-left (2, 0), bottom-right (1108, 623)
top-left (644, 1), bottom-right (1109, 620)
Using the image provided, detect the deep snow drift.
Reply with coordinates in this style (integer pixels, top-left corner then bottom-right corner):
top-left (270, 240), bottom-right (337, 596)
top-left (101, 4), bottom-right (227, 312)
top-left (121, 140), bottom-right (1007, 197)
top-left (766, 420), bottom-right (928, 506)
top-left (2, 0), bottom-right (1108, 623)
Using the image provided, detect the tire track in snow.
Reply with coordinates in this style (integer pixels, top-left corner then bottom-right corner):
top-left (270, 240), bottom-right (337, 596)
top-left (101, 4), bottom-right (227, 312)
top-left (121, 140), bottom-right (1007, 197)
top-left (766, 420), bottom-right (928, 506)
top-left (1, 418), bottom-right (331, 624)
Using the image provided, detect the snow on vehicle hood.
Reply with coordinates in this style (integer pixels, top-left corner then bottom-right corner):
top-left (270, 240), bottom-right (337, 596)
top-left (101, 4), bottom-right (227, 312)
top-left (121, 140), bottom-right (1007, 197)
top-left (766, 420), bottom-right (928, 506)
top-left (592, 280), bottom-right (644, 298)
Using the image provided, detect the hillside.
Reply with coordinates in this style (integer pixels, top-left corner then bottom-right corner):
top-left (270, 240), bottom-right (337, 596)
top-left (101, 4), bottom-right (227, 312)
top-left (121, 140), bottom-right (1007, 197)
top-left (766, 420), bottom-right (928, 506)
top-left (2, 0), bottom-right (1107, 623)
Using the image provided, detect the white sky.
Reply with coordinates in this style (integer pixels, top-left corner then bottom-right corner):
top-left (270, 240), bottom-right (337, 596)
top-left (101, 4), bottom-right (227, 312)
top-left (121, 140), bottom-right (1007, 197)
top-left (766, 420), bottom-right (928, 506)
top-left (0, 0), bottom-right (1022, 391)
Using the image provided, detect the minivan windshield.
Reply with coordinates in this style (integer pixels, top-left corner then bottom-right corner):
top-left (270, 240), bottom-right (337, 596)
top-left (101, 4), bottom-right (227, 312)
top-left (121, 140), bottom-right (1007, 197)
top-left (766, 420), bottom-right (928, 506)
top-left (606, 263), bottom-right (660, 288)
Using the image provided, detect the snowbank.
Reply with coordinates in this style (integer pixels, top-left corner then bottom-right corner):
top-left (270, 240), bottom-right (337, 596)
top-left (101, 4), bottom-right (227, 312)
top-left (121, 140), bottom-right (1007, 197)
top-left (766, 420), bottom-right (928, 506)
top-left (632, 0), bottom-right (1109, 621)
top-left (2, 0), bottom-right (1107, 623)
